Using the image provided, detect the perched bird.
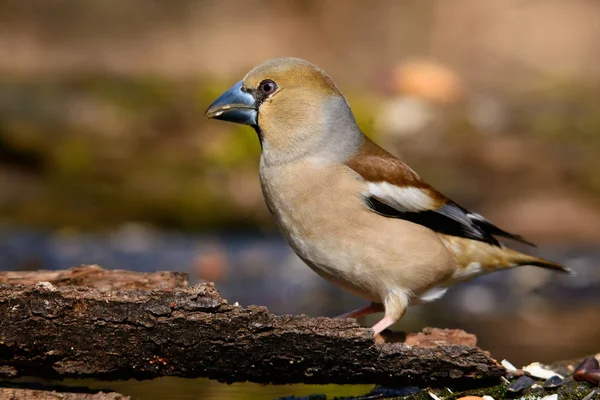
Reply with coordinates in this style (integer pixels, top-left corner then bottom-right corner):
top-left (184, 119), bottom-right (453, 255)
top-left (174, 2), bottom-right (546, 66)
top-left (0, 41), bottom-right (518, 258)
top-left (205, 58), bottom-right (570, 338)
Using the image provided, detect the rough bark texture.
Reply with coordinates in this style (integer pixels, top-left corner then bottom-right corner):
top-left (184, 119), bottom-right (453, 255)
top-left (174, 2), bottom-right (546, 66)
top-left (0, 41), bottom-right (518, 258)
top-left (0, 280), bottom-right (504, 387)
top-left (0, 388), bottom-right (128, 400)
top-left (0, 265), bottom-right (188, 290)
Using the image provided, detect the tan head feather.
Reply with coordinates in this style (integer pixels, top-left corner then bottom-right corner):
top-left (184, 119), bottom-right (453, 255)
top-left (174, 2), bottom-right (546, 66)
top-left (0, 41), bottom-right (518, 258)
top-left (242, 58), bottom-right (362, 165)
top-left (243, 57), bottom-right (340, 96)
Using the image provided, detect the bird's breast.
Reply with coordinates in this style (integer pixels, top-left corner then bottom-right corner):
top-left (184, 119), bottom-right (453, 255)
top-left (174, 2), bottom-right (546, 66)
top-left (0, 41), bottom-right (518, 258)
top-left (259, 158), bottom-right (457, 303)
top-left (259, 159), bottom-right (362, 258)
top-left (259, 159), bottom-right (382, 298)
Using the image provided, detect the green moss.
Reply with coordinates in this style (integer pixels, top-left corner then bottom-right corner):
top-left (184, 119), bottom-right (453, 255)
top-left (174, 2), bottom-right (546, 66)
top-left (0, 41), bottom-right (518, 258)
top-left (410, 380), bottom-right (597, 400)
top-left (459, 383), bottom-right (508, 399)
top-left (556, 381), bottom-right (598, 400)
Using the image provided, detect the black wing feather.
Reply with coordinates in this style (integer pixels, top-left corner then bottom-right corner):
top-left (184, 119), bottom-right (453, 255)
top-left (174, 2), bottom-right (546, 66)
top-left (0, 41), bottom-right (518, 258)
top-left (366, 197), bottom-right (534, 247)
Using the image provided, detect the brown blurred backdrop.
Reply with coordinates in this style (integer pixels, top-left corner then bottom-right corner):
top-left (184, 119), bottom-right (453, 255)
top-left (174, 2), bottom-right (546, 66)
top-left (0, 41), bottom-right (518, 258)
top-left (1, 1), bottom-right (599, 389)
top-left (2, 0), bottom-right (600, 239)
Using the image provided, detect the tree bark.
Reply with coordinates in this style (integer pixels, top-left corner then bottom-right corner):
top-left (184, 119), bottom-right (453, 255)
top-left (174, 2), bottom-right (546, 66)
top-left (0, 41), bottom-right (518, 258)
top-left (0, 265), bottom-right (188, 290)
top-left (0, 388), bottom-right (128, 400)
top-left (0, 274), bottom-right (504, 388)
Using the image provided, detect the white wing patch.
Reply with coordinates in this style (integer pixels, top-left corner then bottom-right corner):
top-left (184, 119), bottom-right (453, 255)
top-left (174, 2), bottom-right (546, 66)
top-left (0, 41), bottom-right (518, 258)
top-left (367, 182), bottom-right (437, 212)
top-left (417, 287), bottom-right (449, 303)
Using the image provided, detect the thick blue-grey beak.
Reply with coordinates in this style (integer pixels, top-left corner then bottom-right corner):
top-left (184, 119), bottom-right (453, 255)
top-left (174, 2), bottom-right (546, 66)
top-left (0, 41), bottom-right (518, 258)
top-left (205, 81), bottom-right (257, 126)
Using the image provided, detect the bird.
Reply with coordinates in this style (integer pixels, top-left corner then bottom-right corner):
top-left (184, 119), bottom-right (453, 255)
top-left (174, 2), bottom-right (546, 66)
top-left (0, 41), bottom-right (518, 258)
top-left (205, 57), bottom-right (571, 339)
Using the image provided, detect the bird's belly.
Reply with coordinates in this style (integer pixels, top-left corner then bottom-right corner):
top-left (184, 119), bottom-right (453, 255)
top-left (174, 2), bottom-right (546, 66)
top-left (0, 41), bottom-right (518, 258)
top-left (260, 162), bottom-right (456, 304)
top-left (282, 220), bottom-right (385, 303)
top-left (269, 198), bottom-right (455, 304)
top-left (261, 180), bottom-right (384, 301)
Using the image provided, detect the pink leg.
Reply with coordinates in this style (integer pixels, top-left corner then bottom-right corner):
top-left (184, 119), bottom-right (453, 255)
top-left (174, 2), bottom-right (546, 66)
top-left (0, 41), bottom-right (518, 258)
top-left (371, 293), bottom-right (408, 337)
top-left (334, 302), bottom-right (384, 319)
top-left (371, 316), bottom-right (397, 336)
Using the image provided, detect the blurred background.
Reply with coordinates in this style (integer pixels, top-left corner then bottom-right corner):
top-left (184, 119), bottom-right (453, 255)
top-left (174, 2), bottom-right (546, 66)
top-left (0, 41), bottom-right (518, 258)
top-left (1, 0), bottom-right (599, 398)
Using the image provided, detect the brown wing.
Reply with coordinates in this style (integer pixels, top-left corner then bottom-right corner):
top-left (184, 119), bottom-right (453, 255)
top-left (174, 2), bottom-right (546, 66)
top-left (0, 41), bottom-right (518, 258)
top-left (345, 137), bottom-right (534, 247)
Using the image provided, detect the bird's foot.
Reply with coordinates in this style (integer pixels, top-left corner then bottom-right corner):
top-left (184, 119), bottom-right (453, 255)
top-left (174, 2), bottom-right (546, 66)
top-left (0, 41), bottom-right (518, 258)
top-left (371, 315), bottom-right (396, 336)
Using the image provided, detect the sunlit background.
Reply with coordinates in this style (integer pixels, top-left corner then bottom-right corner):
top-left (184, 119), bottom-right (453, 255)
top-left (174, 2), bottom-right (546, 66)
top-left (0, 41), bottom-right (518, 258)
top-left (1, 1), bottom-right (599, 399)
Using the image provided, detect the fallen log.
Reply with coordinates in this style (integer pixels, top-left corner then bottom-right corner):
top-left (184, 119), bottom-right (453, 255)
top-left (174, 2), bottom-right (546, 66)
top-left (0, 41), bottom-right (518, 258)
top-left (0, 275), bottom-right (504, 388)
top-left (0, 265), bottom-right (188, 290)
top-left (0, 387), bottom-right (128, 400)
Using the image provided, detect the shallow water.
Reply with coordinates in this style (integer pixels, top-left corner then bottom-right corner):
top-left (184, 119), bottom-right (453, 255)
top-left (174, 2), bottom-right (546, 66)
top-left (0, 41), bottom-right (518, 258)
top-left (20, 377), bottom-right (374, 400)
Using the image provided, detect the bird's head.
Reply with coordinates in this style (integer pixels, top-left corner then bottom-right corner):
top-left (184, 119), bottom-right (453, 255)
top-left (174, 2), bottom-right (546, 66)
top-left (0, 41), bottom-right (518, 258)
top-left (206, 58), bottom-right (362, 164)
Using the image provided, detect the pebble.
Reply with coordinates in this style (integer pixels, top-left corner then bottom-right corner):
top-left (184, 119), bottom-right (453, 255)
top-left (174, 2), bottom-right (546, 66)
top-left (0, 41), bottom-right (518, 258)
top-left (543, 375), bottom-right (564, 388)
top-left (540, 394), bottom-right (558, 400)
top-left (501, 359), bottom-right (517, 371)
top-left (523, 361), bottom-right (563, 379)
top-left (428, 391), bottom-right (442, 400)
top-left (507, 375), bottom-right (535, 392)
top-left (574, 356), bottom-right (600, 386)
top-left (577, 369), bottom-right (600, 386)
top-left (575, 356), bottom-right (600, 373)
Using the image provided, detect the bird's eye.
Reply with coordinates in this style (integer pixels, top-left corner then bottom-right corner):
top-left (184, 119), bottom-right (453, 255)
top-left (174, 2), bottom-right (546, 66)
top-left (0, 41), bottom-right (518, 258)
top-left (259, 80), bottom-right (277, 95)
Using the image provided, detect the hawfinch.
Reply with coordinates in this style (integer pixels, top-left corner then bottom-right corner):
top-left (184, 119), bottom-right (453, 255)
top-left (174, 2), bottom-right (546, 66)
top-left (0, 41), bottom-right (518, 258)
top-left (206, 58), bottom-right (570, 338)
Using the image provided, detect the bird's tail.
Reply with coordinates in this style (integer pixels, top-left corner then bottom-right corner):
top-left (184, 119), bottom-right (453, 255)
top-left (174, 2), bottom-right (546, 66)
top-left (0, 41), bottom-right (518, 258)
top-left (509, 251), bottom-right (573, 274)
top-left (440, 235), bottom-right (573, 277)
